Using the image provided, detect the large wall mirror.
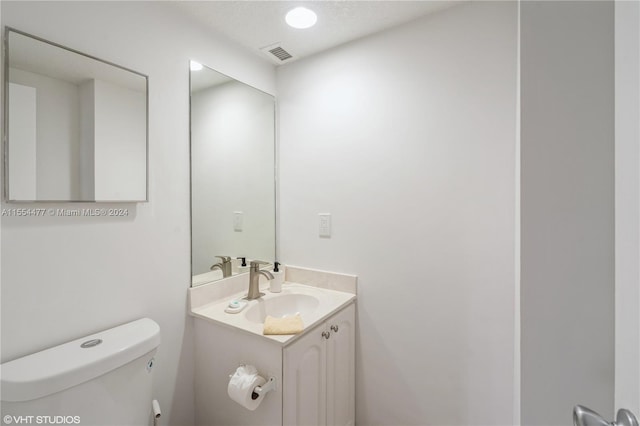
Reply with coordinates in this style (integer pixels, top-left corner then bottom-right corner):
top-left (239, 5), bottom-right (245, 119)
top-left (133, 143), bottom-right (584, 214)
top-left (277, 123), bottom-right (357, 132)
top-left (3, 28), bottom-right (148, 202)
top-left (190, 61), bottom-right (275, 286)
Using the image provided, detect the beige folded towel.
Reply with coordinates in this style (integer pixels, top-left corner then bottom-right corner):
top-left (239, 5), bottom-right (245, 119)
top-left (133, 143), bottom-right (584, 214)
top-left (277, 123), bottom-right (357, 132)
top-left (263, 314), bottom-right (304, 335)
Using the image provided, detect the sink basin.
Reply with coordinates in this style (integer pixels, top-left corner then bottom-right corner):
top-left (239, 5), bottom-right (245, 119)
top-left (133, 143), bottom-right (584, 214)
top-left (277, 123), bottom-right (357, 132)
top-left (244, 294), bottom-right (320, 324)
top-left (190, 281), bottom-right (356, 344)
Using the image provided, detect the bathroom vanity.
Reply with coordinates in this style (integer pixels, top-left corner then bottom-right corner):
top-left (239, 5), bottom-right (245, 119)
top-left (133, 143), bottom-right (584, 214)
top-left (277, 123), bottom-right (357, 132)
top-left (189, 266), bottom-right (356, 426)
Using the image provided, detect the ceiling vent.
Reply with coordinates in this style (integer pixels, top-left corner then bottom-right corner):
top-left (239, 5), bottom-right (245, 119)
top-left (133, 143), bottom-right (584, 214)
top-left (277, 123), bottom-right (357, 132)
top-left (260, 43), bottom-right (293, 64)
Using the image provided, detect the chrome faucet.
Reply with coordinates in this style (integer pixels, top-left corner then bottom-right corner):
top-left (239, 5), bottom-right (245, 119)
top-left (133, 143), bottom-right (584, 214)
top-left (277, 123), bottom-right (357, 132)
top-left (247, 260), bottom-right (274, 300)
top-left (210, 255), bottom-right (232, 278)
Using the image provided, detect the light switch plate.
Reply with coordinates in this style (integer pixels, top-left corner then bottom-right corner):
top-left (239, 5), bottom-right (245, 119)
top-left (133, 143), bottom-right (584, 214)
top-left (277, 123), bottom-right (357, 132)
top-left (319, 213), bottom-right (331, 238)
top-left (233, 211), bottom-right (243, 232)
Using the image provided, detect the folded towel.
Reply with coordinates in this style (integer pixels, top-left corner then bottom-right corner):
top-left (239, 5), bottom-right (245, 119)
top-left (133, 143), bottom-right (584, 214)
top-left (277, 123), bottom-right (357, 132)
top-left (263, 314), bottom-right (304, 335)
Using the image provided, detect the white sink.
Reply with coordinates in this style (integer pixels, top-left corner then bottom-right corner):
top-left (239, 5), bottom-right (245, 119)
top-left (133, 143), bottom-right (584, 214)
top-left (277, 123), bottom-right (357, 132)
top-left (244, 293), bottom-right (320, 324)
top-left (189, 281), bottom-right (355, 344)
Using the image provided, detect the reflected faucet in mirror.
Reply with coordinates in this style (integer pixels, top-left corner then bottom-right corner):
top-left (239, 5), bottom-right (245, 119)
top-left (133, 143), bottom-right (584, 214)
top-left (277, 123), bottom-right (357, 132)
top-left (210, 256), bottom-right (232, 278)
top-left (247, 260), bottom-right (274, 300)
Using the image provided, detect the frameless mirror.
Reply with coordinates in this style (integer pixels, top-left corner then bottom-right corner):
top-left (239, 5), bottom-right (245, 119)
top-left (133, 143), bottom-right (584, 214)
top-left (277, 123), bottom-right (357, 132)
top-left (190, 61), bottom-right (275, 286)
top-left (4, 28), bottom-right (148, 202)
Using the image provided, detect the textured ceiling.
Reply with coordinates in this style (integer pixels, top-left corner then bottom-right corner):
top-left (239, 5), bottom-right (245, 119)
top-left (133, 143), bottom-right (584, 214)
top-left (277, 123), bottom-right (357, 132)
top-left (170, 1), bottom-right (460, 65)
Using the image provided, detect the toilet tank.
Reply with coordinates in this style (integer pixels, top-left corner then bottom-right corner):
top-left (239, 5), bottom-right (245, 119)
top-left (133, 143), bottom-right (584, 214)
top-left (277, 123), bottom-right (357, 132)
top-left (1, 318), bottom-right (160, 426)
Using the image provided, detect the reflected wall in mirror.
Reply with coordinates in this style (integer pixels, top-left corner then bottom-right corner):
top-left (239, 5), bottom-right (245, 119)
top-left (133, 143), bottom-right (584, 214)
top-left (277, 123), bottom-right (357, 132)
top-left (4, 28), bottom-right (148, 202)
top-left (190, 62), bottom-right (275, 286)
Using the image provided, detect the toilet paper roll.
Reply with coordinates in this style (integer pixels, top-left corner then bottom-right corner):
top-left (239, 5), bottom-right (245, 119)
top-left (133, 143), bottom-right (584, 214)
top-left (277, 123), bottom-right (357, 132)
top-left (227, 365), bottom-right (267, 411)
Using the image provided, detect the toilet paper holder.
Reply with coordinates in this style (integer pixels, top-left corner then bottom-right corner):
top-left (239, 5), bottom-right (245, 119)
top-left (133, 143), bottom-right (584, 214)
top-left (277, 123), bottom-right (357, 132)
top-left (251, 376), bottom-right (276, 400)
top-left (229, 366), bottom-right (277, 401)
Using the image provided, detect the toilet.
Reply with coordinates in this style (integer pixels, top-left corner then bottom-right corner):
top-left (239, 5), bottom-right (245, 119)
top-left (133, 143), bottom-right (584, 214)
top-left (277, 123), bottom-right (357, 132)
top-left (0, 318), bottom-right (160, 426)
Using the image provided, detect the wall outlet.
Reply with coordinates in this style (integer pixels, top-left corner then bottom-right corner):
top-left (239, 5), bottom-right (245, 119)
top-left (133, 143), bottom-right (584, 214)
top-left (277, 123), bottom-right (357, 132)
top-left (319, 213), bottom-right (331, 238)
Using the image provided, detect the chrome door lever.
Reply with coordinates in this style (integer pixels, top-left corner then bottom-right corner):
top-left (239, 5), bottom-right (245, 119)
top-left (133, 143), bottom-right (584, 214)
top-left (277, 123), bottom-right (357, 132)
top-left (617, 409), bottom-right (639, 426)
top-left (573, 405), bottom-right (610, 426)
top-left (574, 405), bottom-right (639, 426)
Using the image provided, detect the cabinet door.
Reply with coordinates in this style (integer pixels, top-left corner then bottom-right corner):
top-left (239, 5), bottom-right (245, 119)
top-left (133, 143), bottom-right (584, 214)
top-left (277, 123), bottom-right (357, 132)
top-left (326, 304), bottom-right (356, 426)
top-left (283, 323), bottom-right (327, 426)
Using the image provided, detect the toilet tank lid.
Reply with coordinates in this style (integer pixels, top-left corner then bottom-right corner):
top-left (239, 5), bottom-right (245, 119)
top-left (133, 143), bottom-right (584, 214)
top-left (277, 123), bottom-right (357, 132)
top-left (1, 318), bottom-right (161, 402)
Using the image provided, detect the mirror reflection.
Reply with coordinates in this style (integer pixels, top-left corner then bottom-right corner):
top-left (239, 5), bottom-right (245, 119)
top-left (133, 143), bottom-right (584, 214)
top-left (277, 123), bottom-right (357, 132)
top-left (190, 62), bottom-right (275, 286)
top-left (4, 28), bottom-right (148, 202)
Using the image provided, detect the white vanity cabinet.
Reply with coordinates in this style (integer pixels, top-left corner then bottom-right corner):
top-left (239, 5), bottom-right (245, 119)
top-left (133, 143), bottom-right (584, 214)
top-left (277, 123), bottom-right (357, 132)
top-left (283, 303), bottom-right (355, 426)
top-left (190, 274), bottom-right (357, 426)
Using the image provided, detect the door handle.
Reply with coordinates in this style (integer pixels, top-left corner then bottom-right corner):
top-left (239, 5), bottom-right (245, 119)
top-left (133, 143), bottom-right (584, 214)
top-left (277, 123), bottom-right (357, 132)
top-left (617, 409), bottom-right (639, 426)
top-left (574, 405), bottom-right (639, 426)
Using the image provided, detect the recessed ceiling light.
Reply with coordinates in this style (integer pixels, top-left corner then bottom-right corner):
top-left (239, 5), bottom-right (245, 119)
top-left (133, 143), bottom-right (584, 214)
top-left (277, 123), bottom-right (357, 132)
top-left (285, 7), bottom-right (317, 29)
top-left (190, 61), bottom-right (203, 71)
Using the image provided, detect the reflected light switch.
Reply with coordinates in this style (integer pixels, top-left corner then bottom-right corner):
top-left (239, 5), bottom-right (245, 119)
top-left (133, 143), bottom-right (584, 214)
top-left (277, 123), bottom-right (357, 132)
top-left (233, 211), bottom-right (243, 232)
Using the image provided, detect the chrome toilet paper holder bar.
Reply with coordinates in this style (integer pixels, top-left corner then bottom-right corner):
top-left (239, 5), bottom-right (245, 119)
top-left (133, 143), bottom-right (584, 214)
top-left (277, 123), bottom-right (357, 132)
top-left (251, 377), bottom-right (276, 400)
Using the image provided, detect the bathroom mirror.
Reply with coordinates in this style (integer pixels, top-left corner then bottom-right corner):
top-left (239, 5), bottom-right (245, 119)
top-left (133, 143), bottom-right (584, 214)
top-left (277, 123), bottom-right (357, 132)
top-left (3, 28), bottom-right (148, 202)
top-left (190, 62), bottom-right (275, 286)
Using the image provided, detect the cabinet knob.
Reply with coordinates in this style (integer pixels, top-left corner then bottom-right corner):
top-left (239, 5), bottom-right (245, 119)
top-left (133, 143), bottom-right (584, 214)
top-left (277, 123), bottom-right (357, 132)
top-left (330, 325), bottom-right (339, 333)
top-left (321, 331), bottom-right (331, 339)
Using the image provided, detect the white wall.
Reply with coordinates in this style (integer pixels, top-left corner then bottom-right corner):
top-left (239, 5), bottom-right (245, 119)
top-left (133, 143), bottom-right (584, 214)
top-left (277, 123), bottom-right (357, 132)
top-left (277, 2), bottom-right (517, 425)
top-left (79, 79), bottom-right (95, 200)
top-left (520, 2), bottom-right (615, 424)
top-left (615, 0), bottom-right (640, 416)
top-left (93, 79), bottom-right (147, 201)
top-left (7, 82), bottom-right (36, 200)
top-left (191, 81), bottom-right (275, 275)
top-left (0, 2), bottom-right (275, 425)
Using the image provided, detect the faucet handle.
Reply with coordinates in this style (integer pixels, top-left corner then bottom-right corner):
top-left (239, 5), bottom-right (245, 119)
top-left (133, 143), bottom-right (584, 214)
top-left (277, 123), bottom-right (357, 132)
top-left (216, 255), bottom-right (232, 263)
top-left (250, 260), bottom-right (270, 269)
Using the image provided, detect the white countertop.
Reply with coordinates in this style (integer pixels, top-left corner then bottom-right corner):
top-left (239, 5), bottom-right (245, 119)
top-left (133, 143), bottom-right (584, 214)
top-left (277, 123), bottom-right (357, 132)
top-left (190, 281), bottom-right (356, 346)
